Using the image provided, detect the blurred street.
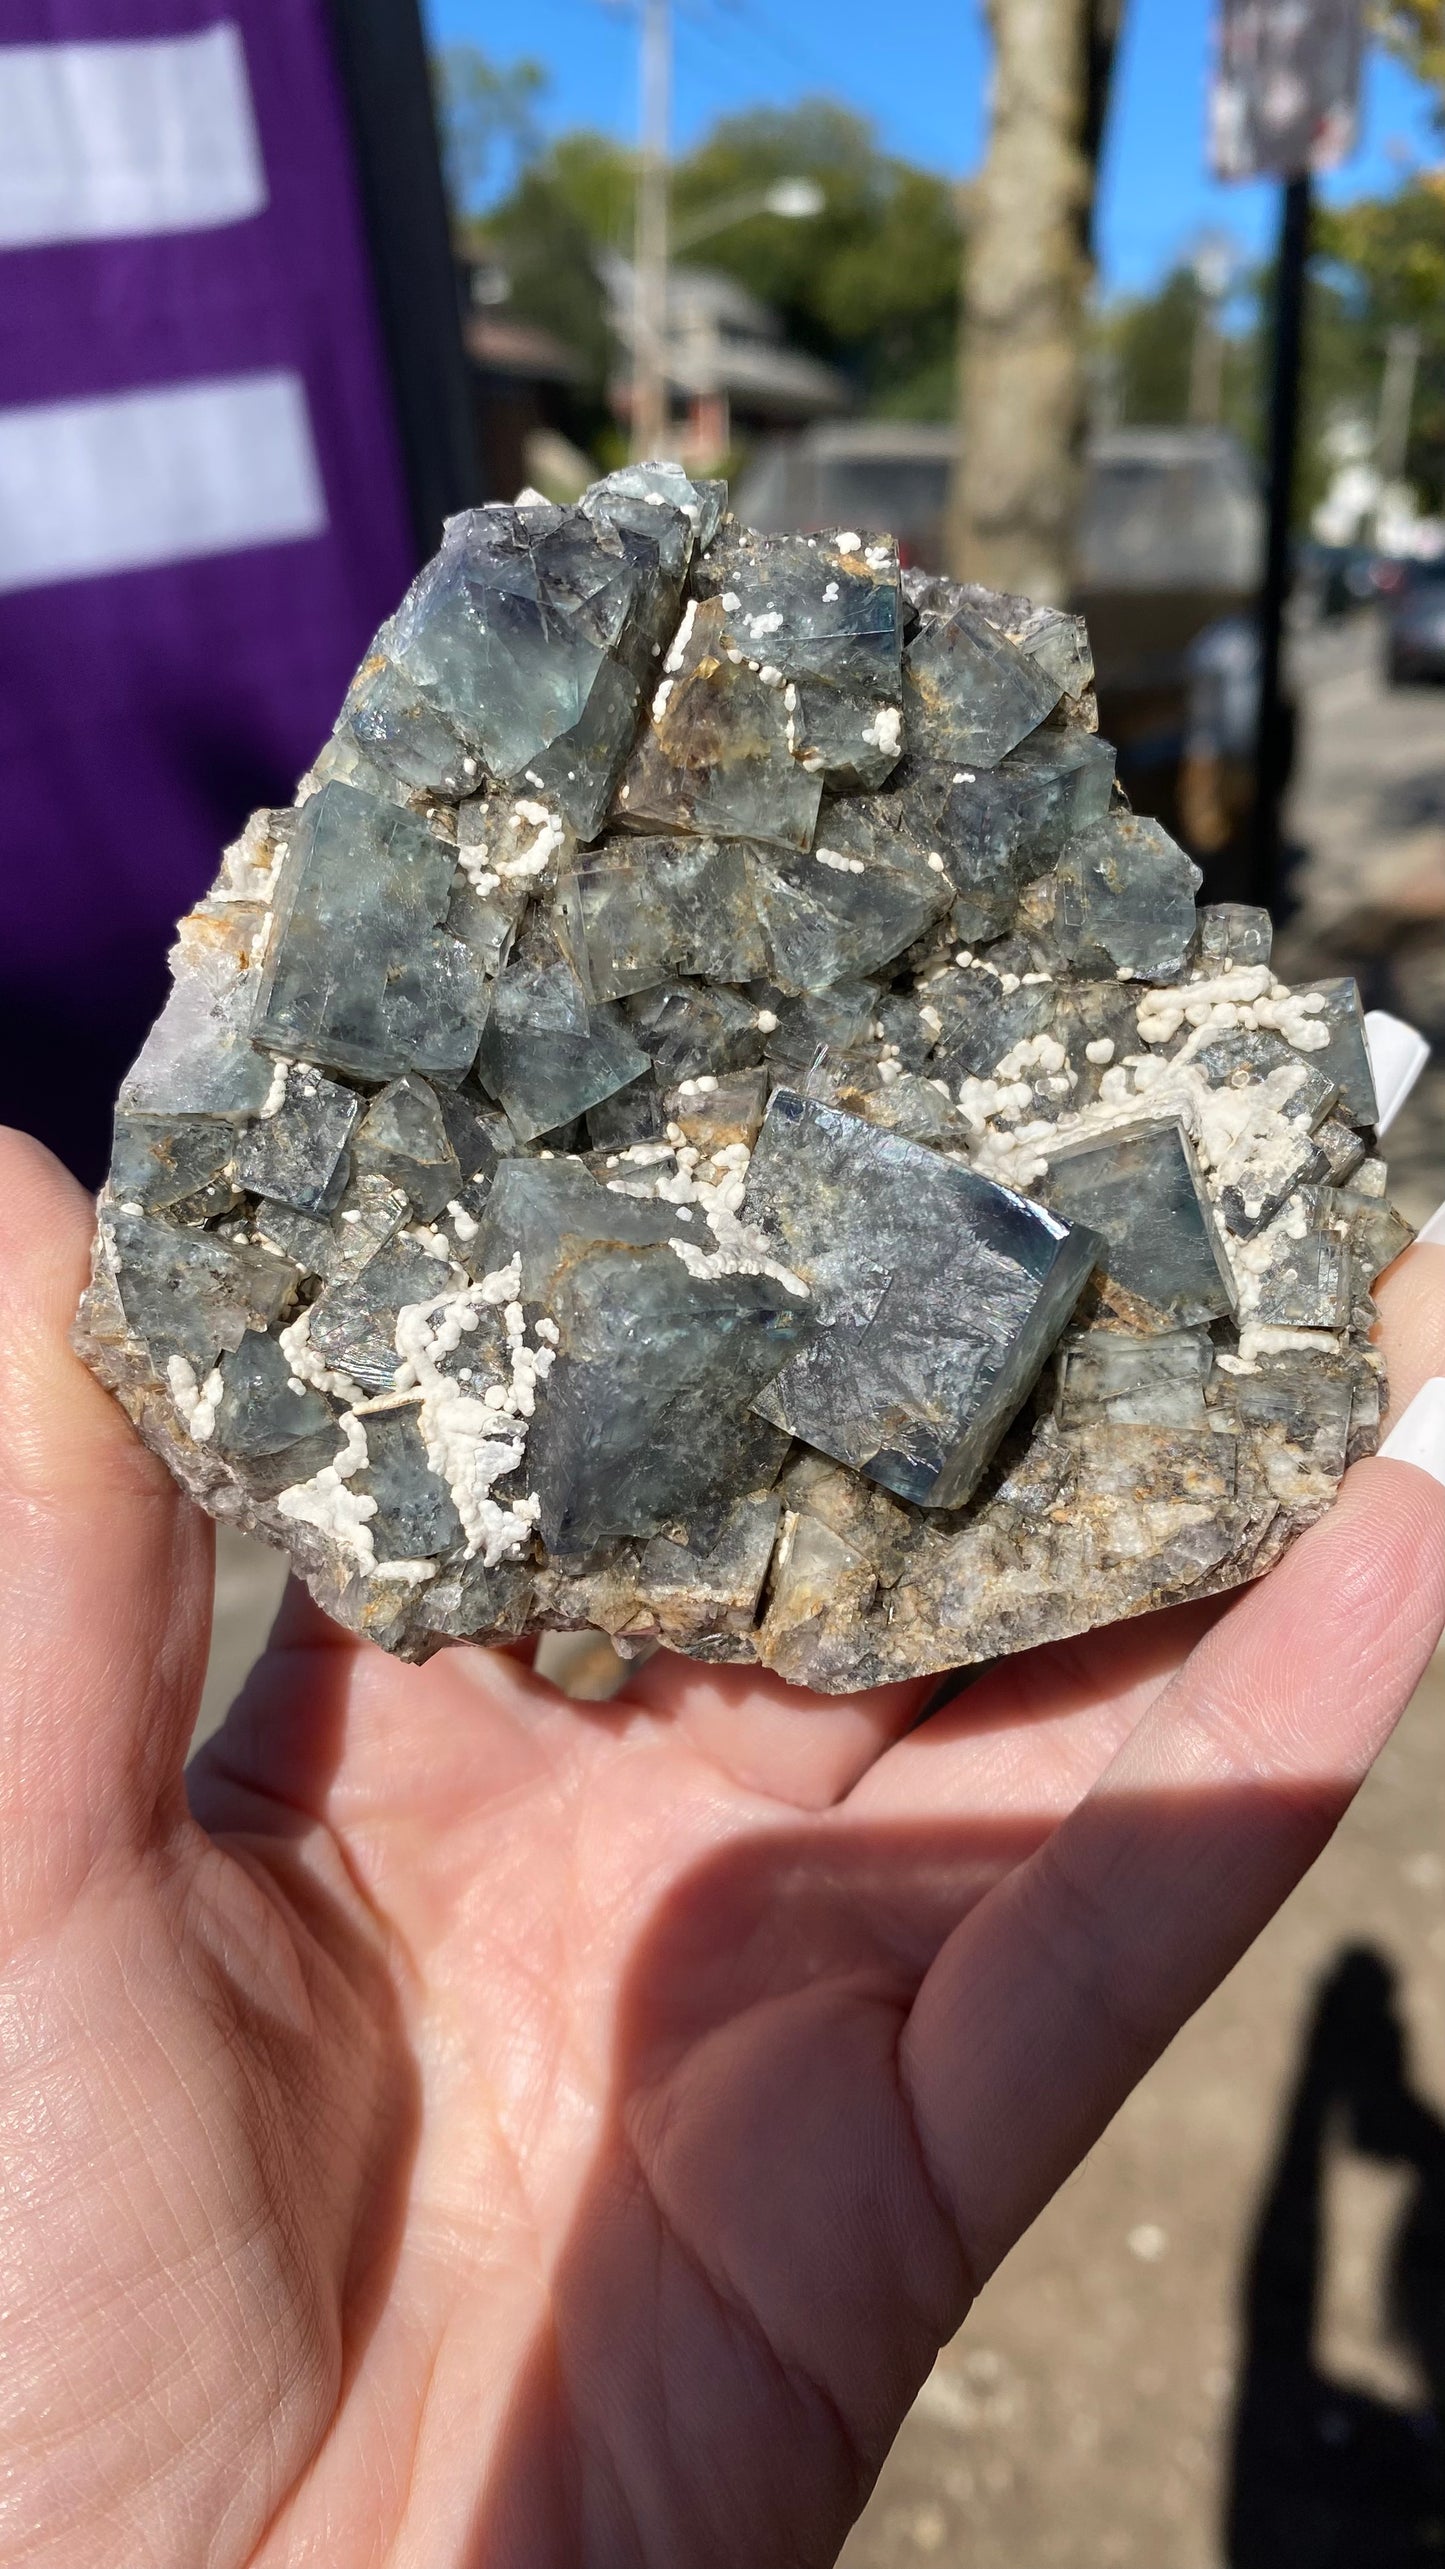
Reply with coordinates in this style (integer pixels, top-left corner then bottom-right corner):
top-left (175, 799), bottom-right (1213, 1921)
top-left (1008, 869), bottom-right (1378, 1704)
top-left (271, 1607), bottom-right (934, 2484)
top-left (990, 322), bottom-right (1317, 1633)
top-left (197, 604), bottom-right (1445, 2569)
top-left (1279, 610), bottom-right (1445, 1235)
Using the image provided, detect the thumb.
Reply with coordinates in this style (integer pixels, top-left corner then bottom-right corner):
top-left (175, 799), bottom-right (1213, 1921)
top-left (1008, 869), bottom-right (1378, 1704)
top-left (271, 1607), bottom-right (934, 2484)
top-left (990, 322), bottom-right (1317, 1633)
top-left (0, 1129), bottom-right (212, 1931)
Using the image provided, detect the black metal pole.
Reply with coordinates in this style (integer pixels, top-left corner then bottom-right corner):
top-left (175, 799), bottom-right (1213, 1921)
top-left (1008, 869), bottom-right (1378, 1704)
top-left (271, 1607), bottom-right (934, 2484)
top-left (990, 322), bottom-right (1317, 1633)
top-left (1252, 170), bottom-right (1312, 913)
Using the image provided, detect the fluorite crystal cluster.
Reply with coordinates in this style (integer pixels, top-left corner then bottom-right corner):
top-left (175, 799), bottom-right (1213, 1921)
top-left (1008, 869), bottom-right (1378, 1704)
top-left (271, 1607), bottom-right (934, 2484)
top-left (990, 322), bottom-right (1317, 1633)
top-left (76, 466), bottom-right (1411, 1691)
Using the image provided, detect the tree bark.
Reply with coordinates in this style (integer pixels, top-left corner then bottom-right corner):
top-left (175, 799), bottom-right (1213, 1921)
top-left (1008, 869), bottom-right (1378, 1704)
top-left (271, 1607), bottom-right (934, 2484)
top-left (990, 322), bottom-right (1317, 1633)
top-left (947, 0), bottom-right (1123, 602)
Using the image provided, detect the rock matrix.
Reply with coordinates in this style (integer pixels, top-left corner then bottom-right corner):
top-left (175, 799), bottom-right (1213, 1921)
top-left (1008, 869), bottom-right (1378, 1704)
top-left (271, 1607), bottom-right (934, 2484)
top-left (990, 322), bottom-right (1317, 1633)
top-left (75, 467), bottom-right (1408, 1690)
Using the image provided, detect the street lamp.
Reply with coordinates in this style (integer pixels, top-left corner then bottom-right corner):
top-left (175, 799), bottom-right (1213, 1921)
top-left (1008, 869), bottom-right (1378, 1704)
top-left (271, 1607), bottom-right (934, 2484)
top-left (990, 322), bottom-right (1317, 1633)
top-left (671, 177), bottom-right (825, 256)
top-left (631, 139), bottom-right (825, 460)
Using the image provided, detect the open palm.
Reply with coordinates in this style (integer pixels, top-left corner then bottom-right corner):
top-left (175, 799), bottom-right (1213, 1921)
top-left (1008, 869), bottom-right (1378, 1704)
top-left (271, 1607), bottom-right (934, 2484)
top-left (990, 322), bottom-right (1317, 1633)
top-left (4, 1125), bottom-right (1443, 2569)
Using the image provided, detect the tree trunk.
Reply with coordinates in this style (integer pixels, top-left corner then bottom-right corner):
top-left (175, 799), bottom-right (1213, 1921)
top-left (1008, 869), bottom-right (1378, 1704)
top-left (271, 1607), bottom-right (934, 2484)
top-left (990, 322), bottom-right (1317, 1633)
top-left (947, 0), bottom-right (1123, 603)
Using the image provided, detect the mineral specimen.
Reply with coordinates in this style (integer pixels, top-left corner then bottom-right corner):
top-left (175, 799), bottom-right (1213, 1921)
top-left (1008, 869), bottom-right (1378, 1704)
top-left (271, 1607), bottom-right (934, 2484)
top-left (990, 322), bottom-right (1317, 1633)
top-left (75, 469), bottom-right (1414, 1690)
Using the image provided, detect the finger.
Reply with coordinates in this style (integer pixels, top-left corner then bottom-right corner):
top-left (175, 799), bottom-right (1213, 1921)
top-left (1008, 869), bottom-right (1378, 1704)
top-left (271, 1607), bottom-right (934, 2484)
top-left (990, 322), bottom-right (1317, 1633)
top-left (0, 1129), bottom-right (212, 1923)
top-left (625, 1649), bottom-right (936, 1810)
top-left (850, 1595), bottom-right (1223, 1828)
top-left (193, 1578), bottom-right (605, 1843)
top-left (1377, 1229), bottom-right (1445, 1423)
top-left (900, 1447), bottom-right (1445, 2290)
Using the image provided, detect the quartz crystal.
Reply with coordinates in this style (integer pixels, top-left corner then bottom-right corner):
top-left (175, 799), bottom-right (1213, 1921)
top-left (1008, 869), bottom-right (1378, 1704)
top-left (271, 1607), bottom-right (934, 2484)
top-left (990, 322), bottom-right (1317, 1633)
top-left (75, 472), bottom-right (1411, 1691)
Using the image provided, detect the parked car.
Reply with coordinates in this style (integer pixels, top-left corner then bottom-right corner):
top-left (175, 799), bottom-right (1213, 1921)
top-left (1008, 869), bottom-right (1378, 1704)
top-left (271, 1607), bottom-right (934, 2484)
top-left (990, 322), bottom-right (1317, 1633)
top-left (1384, 557), bottom-right (1445, 684)
top-left (736, 422), bottom-right (1275, 889)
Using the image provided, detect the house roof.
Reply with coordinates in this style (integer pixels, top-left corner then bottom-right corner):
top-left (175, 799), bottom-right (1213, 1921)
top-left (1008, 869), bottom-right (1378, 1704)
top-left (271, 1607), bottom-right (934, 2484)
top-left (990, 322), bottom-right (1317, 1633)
top-left (462, 312), bottom-right (586, 385)
top-left (603, 253), bottom-right (847, 420)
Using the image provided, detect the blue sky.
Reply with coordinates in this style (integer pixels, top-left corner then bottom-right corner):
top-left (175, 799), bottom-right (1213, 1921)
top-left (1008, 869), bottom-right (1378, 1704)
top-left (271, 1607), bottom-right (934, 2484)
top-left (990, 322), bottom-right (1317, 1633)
top-left (422, 0), bottom-right (1442, 295)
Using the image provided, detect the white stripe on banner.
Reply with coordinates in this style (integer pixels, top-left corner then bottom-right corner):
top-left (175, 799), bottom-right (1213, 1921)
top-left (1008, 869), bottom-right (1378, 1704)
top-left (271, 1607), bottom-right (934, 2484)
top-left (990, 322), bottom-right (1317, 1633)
top-left (0, 372), bottom-right (327, 594)
top-left (0, 25), bottom-right (266, 248)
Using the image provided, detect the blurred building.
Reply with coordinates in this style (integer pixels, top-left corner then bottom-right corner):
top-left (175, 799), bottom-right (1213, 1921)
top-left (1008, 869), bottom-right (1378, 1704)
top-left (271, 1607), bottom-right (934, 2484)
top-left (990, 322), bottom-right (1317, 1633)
top-left (461, 260), bottom-right (590, 503)
top-left (604, 256), bottom-right (847, 468)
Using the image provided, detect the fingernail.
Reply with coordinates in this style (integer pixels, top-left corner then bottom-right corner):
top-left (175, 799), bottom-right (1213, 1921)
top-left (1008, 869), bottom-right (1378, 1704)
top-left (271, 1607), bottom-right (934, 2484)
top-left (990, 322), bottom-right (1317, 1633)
top-left (1365, 1010), bottom-right (1431, 1136)
top-left (1418, 1202), bottom-right (1445, 1248)
top-left (1380, 1378), bottom-right (1445, 1488)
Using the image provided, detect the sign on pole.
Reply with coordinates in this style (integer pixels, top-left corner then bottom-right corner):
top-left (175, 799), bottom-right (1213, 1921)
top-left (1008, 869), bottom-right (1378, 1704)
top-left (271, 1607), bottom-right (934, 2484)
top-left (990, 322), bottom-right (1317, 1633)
top-left (1211, 0), bottom-right (1364, 181)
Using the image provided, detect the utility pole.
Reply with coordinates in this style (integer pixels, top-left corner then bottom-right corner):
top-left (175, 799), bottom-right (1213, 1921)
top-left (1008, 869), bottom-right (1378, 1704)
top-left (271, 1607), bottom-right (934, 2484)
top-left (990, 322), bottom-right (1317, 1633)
top-left (631, 0), bottom-right (672, 462)
top-left (1376, 322), bottom-right (1421, 488)
top-left (1188, 233), bottom-right (1233, 428)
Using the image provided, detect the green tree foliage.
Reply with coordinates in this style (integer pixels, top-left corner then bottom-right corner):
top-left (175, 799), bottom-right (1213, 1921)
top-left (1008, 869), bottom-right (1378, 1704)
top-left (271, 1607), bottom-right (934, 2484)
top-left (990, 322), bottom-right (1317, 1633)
top-left (1373, 0), bottom-right (1445, 111)
top-left (1096, 267), bottom-right (1260, 448)
top-left (482, 167), bottom-right (618, 396)
top-left (1317, 177), bottom-right (1445, 507)
top-left (667, 102), bottom-right (962, 416)
top-left (433, 44), bottom-right (545, 211)
top-left (1098, 254), bottom-right (1391, 517)
top-left (440, 61), bottom-right (963, 426)
top-left (1103, 266), bottom-right (1210, 423)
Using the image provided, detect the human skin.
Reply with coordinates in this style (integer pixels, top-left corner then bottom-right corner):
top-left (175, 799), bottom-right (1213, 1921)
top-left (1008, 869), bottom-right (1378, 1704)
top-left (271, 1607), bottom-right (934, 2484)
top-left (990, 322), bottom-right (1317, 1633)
top-left (1, 1122), bottom-right (1443, 2569)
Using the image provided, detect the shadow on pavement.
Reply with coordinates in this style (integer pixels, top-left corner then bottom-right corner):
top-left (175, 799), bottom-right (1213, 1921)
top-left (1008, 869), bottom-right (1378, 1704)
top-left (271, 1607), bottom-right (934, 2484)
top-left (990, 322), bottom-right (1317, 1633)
top-left (1228, 1946), bottom-right (1445, 2567)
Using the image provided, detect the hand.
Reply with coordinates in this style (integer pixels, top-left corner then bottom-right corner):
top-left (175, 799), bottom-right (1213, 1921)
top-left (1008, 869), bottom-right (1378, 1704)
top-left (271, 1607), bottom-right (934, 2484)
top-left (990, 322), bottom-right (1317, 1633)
top-left (3, 1124), bottom-right (1443, 2569)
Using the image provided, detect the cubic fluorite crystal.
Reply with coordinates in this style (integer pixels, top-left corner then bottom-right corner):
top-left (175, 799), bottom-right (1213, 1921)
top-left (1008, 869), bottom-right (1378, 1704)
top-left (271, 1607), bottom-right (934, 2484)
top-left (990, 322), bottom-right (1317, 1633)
top-left (75, 471), bottom-right (1410, 1689)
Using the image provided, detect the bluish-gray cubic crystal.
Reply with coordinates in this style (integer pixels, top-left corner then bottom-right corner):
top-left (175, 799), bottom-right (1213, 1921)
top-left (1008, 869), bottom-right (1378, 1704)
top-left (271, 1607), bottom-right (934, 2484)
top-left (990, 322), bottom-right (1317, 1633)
top-left (1293, 977), bottom-right (1379, 1127)
top-left (350, 1076), bottom-right (461, 1221)
top-left (905, 598), bottom-right (1063, 768)
top-left (345, 484), bottom-right (694, 835)
top-left (473, 955), bottom-right (651, 1142)
top-left (1055, 1325), bottom-right (1214, 1429)
top-left (475, 1154), bottom-right (686, 1301)
top-left (745, 813), bottom-right (950, 992)
top-left (692, 525), bottom-right (906, 790)
top-left (211, 1328), bottom-right (334, 1459)
top-left (233, 1066), bottom-right (360, 1216)
top-left (254, 1174), bottom-right (409, 1285)
top-left (75, 471), bottom-right (1407, 1689)
top-left (622, 980), bottom-right (764, 1085)
top-left (119, 911), bottom-right (279, 1120)
top-left (525, 1244), bottom-right (804, 1559)
top-left (252, 782), bottom-right (488, 1083)
top-left (613, 596), bottom-right (825, 849)
top-left (1033, 811), bottom-right (1203, 982)
top-left (912, 728), bottom-right (1118, 946)
top-left (1198, 902), bottom-right (1273, 972)
top-left (353, 1409), bottom-right (464, 1561)
top-left (916, 574), bottom-right (1095, 709)
top-left (927, 971), bottom-right (1058, 1083)
top-left (110, 1115), bottom-right (243, 1216)
top-left (754, 979), bottom-right (876, 1070)
top-left (307, 1236), bottom-right (465, 1393)
top-left (1038, 1118), bottom-right (1237, 1330)
top-left (105, 1210), bottom-right (296, 1368)
top-left (743, 1089), bottom-right (1103, 1507)
top-left (567, 835), bottom-right (766, 997)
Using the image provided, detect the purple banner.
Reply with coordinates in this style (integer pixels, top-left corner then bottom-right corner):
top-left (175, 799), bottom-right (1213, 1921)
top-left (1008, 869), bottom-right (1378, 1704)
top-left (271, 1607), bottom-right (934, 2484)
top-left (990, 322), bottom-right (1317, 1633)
top-left (0, 1), bottom-right (418, 1177)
